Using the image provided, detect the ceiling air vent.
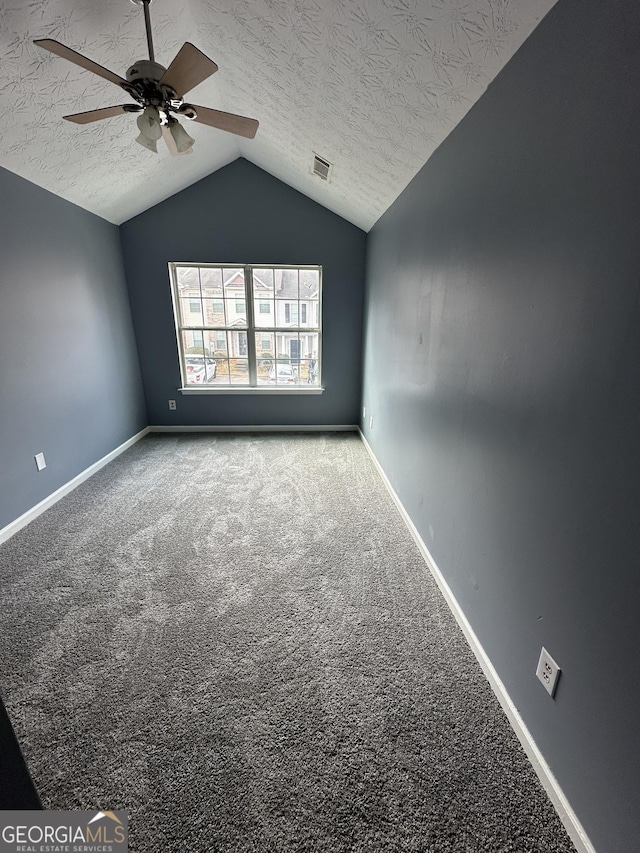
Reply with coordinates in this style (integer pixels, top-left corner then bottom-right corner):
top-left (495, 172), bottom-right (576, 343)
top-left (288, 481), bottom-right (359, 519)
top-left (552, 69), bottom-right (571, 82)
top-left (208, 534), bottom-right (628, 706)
top-left (312, 154), bottom-right (332, 181)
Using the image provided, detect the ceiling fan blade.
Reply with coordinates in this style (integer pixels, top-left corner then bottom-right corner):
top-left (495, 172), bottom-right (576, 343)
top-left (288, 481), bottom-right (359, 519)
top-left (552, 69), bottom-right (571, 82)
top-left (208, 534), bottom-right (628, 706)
top-left (33, 39), bottom-right (129, 88)
top-left (189, 105), bottom-right (259, 139)
top-left (64, 105), bottom-right (139, 125)
top-left (162, 127), bottom-right (193, 156)
top-left (159, 43), bottom-right (218, 97)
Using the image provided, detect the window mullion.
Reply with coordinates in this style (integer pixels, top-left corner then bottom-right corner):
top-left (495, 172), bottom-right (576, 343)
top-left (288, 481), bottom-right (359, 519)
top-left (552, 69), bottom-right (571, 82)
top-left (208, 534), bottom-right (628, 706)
top-left (245, 265), bottom-right (258, 386)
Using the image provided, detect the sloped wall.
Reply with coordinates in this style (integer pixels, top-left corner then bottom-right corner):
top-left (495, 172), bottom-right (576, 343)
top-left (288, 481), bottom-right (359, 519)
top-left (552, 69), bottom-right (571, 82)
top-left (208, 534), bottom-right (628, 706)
top-left (120, 158), bottom-right (366, 427)
top-left (0, 168), bottom-right (146, 532)
top-left (361, 0), bottom-right (640, 850)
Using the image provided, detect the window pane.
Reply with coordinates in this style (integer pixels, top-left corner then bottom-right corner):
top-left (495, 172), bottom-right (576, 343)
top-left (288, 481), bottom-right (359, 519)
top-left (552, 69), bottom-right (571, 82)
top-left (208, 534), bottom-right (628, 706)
top-left (278, 301), bottom-right (301, 328)
top-left (300, 268), bottom-right (320, 297)
top-left (255, 333), bottom-right (274, 384)
top-left (222, 267), bottom-right (244, 305)
top-left (203, 330), bottom-right (217, 357)
top-left (213, 359), bottom-right (231, 384)
top-left (200, 267), bottom-right (223, 298)
top-left (252, 268), bottom-right (274, 296)
top-left (225, 298), bottom-right (246, 326)
top-left (306, 299), bottom-right (320, 328)
top-left (214, 331), bottom-right (228, 353)
top-left (305, 332), bottom-right (320, 360)
top-left (179, 298), bottom-right (202, 325)
top-left (222, 267), bottom-right (244, 286)
top-left (275, 268), bottom-right (298, 300)
top-left (267, 360), bottom-right (298, 385)
top-left (254, 299), bottom-right (274, 328)
top-left (176, 266), bottom-right (200, 289)
top-left (276, 301), bottom-right (294, 329)
top-left (229, 359), bottom-right (250, 385)
top-left (274, 332), bottom-right (289, 363)
top-left (256, 331), bottom-right (274, 356)
top-left (202, 299), bottom-right (224, 326)
top-left (184, 352), bottom-right (217, 385)
top-left (299, 360), bottom-right (318, 385)
top-left (222, 330), bottom-right (247, 359)
top-left (182, 331), bottom-right (204, 356)
top-left (288, 334), bottom-right (301, 365)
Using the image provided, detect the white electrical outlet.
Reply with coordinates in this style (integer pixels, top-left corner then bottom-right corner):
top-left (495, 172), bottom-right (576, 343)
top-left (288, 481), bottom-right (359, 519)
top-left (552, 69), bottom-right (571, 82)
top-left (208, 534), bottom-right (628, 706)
top-left (168, 400), bottom-right (176, 410)
top-left (536, 647), bottom-right (561, 697)
top-left (34, 452), bottom-right (46, 471)
top-left (369, 415), bottom-right (374, 429)
top-left (363, 406), bottom-right (366, 419)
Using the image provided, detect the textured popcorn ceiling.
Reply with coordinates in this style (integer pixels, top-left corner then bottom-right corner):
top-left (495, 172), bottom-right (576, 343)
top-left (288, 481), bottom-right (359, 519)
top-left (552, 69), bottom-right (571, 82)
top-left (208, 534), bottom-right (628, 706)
top-left (0, 0), bottom-right (557, 230)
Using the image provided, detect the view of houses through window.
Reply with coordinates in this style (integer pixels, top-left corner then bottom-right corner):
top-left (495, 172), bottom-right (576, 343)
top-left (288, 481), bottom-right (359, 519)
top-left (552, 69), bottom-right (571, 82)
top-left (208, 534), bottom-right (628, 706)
top-left (170, 264), bottom-right (322, 387)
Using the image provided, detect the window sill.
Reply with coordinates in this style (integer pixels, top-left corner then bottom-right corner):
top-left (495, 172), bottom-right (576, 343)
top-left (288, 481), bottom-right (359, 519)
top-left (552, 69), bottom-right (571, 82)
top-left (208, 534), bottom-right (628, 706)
top-left (179, 386), bottom-right (325, 395)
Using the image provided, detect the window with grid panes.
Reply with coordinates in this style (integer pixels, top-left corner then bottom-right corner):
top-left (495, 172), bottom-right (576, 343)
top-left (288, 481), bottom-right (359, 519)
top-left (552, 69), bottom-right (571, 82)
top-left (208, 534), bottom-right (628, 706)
top-left (170, 264), bottom-right (322, 388)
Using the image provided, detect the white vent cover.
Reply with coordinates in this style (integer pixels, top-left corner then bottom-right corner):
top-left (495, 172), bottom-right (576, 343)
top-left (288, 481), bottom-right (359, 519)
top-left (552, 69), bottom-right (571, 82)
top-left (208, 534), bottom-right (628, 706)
top-left (312, 154), bottom-right (332, 181)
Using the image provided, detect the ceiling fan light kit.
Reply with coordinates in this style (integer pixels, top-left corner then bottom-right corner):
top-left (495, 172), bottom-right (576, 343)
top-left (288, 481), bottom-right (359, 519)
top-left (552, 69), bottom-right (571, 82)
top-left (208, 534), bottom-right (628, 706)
top-left (168, 120), bottom-right (195, 154)
top-left (135, 105), bottom-right (162, 152)
top-left (34, 0), bottom-right (258, 156)
top-left (135, 132), bottom-right (158, 153)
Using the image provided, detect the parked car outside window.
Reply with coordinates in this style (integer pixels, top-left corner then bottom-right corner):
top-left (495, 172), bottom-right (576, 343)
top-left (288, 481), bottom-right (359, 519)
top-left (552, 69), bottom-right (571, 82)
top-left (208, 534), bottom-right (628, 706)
top-left (268, 363), bottom-right (296, 384)
top-left (185, 356), bottom-right (217, 383)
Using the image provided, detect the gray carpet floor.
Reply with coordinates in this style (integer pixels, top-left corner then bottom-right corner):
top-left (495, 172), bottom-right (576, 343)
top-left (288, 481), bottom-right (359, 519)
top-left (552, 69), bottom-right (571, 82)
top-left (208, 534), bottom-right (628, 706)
top-left (0, 433), bottom-right (576, 852)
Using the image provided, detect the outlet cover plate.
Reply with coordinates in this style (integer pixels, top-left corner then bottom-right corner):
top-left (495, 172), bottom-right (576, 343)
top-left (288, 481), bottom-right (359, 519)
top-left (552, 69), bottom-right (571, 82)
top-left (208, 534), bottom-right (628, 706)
top-left (536, 647), bottom-right (561, 697)
top-left (34, 452), bottom-right (46, 471)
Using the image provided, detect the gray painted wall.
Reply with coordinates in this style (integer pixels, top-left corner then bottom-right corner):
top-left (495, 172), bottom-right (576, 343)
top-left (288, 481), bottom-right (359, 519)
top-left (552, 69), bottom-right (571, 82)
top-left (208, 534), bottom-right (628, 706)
top-left (361, 1), bottom-right (640, 850)
top-left (120, 158), bottom-right (366, 427)
top-left (0, 167), bottom-right (146, 532)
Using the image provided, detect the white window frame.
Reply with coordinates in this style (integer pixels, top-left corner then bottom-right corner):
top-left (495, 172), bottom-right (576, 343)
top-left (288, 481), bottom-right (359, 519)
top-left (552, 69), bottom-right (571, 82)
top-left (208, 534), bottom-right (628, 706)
top-left (169, 263), bottom-right (323, 394)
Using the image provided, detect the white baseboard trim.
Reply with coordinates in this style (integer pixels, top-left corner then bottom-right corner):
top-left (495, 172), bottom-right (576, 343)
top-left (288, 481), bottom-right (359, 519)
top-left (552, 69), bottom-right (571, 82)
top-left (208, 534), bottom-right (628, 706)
top-left (148, 424), bottom-right (359, 433)
top-left (358, 430), bottom-right (596, 853)
top-left (0, 427), bottom-right (150, 547)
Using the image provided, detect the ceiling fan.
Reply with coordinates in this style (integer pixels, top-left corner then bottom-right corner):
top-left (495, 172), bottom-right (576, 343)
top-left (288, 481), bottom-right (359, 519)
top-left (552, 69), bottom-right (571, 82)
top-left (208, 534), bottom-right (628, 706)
top-left (34, 0), bottom-right (259, 156)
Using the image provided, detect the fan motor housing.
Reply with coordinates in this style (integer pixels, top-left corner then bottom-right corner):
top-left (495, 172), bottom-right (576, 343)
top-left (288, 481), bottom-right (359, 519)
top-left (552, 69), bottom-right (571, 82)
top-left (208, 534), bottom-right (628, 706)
top-left (126, 60), bottom-right (166, 83)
